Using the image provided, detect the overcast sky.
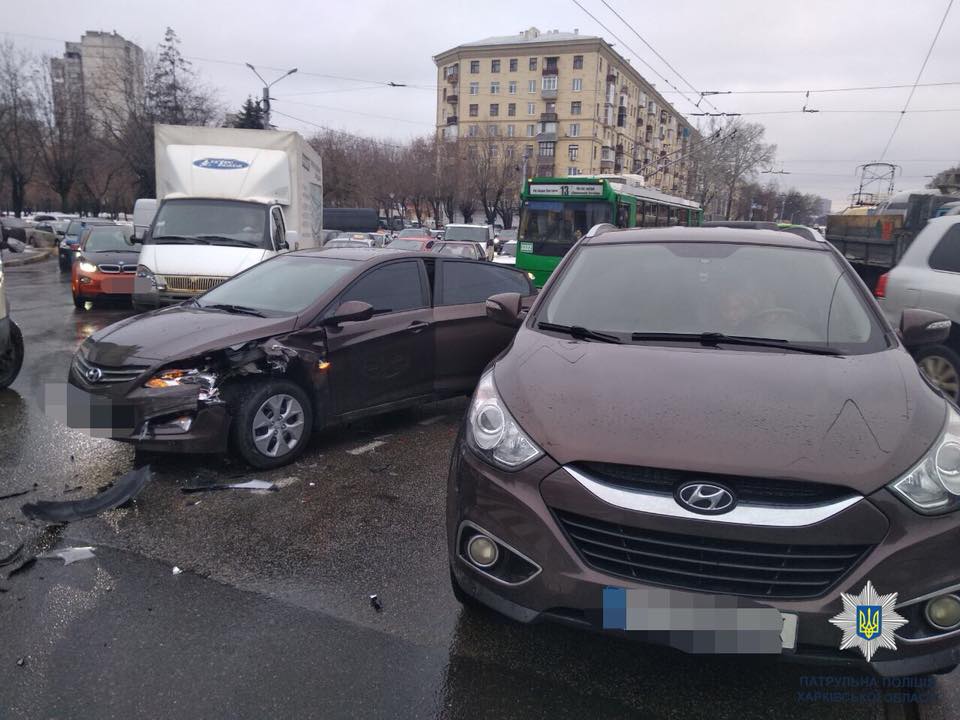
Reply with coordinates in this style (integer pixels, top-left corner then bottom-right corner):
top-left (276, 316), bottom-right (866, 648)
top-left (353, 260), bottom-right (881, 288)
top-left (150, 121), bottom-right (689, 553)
top-left (8, 0), bottom-right (960, 208)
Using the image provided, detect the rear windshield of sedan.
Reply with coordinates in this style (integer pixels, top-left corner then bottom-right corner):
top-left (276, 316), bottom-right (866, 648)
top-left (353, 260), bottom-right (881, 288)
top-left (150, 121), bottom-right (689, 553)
top-left (196, 256), bottom-right (357, 315)
top-left (443, 226), bottom-right (488, 242)
top-left (539, 242), bottom-right (887, 353)
top-left (390, 239), bottom-right (428, 250)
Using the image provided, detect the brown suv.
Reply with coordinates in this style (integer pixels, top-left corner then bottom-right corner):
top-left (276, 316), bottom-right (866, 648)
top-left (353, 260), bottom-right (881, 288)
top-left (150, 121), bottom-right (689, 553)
top-left (66, 248), bottom-right (534, 468)
top-left (448, 226), bottom-right (960, 676)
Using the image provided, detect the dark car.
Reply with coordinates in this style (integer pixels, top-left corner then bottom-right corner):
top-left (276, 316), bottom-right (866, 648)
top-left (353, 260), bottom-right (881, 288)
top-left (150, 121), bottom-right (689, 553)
top-left (71, 225), bottom-right (140, 308)
top-left (0, 217), bottom-right (28, 246)
top-left (67, 249), bottom-right (535, 468)
top-left (59, 218), bottom-right (117, 272)
top-left (447, 225), bottom-right (960, 677)
top-left (433, 241), bottom-right (485, 261)
top-left (0, 253), bottom-right (24, 389)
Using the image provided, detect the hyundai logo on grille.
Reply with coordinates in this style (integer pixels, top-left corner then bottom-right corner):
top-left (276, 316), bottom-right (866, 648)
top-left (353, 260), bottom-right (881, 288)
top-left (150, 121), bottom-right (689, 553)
top-left (85, 366), bottom-right (103, 383)
top-left (676, 482), bottom-right (736, 514)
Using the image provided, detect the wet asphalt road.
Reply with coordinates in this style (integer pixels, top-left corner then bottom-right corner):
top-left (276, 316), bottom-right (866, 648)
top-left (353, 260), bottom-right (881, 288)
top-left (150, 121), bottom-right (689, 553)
top-left (0, 260), bottom-right (954, 719)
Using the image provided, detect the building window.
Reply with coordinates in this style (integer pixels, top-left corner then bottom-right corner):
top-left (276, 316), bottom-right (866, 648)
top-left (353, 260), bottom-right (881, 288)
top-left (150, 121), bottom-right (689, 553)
top-left (538, 142), bottom-right (555, 157)
top-left (573, 55), bottom-right (584, 69)
top-left (488, 125), bottom-right (498, 136)
top-left (506, 146), bottom-right (515, 158)
top-left (528, 79), bottom-right (536, 94)
top-left (527, 102), bottom-right (536, 115)
top-left (529, 57), bottom-right (538, 71)
top-left (468, 124), bottom-right (479, 137)
top-left (568, 166), bottom-right (580, 175)
top-left (490, 103), bottom-right (499, 117)
top-left (469, 82), bottom-right (479, 95)
top-left (508, 103), bottom-right (516, 116)
top-left (508, 80), bottom-right (517, 94)
top-left (526, 124), bottom-right (535, 137)
top-left (572, 78), bottom-right (582, 92)
top-left (542, 76), bottom-right (558, 91)
top-left (599, 58), bottom-right (603, 71)
top-left (568, 123), bottom-right (580, 137)
top-left (444, 64), bottom-right (458, 78)
top-left (509, 58), bottom-right (518, 72)
top-left (545, 57), bottom-right (558, 72)
top-left (490, 81), bottom-right (500, 94)
top-left (568, 144), bottom-right (579, 160)
top-left (491, 59), bottom-right (501, 73)
top-left (469, 104), bottom-right (478, 117)
top-left (507, 124), bottom-right (515, 137)
top-left (545, 101), bottom-right (556, 113)
top-left (470, 60), bottom-right (480, 74)
top-left (571, 101), bottom-right (582, 115)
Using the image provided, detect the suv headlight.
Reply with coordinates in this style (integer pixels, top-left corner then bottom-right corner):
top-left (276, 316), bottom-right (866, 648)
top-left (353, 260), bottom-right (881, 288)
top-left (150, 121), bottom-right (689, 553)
top-left (890, 406), bottom-right (960, 514)
top-left (467, 369), bottom-right (543, 470)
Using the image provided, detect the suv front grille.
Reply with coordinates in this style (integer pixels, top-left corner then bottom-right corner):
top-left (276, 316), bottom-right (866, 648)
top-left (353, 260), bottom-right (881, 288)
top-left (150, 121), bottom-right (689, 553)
top-left (575, 462), bottom-right (855, 507)
top-left (556, 510), bottom-right (870, 599)
top-left (160, 275), bottom-right (227, 294)
top-left (72, 353), bottom-right (148, 386)
top-left (97, 264), bottom-right (136, 274)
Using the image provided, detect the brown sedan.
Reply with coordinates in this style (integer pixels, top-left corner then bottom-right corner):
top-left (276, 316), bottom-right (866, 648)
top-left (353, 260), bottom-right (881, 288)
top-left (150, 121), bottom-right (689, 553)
top-left (448, 225), bottom-right (960, 677)
top-left (66, 248), bottom-right (534, 467)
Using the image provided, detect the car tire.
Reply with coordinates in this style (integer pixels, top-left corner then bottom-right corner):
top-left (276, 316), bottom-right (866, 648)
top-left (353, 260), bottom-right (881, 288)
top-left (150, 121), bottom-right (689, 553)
top-left (915, 344), bottom-right (960, 402)
top-left (73, 294), bottom-right (86, 310)
top-left (228, 379), bottom-right (313, 469)
top-left (0, 320), bottom-right (24, 390)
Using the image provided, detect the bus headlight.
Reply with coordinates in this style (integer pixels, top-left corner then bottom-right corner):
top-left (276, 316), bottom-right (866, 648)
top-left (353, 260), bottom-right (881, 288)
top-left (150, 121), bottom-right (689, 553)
top-left (467, 370), bottom-right (543, 470)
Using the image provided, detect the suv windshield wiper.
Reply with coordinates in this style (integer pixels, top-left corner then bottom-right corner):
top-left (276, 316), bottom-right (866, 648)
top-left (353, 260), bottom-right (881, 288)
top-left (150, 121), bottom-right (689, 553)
top-left (629, 331), bottom-right (841, 356)
top-left (537, 321), bottom-right (621, 344)
top-left (152, 235), bottom-right (210, 245)
top-left (201, 303), bottom-right (266, 317)
top-left (195, 235), bottom-right (260, 248)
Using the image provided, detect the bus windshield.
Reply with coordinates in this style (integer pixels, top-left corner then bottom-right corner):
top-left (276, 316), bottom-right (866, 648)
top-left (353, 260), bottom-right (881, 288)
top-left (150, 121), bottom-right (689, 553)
top-left (519, 200), bottom-right (612, 256)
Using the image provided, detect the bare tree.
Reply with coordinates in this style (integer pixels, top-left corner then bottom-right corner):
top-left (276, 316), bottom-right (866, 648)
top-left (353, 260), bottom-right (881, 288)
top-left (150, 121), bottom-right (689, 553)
top-left (719, 120), bottom-right (776, 219)
top-left (0, 40), bottom-right (40, 216)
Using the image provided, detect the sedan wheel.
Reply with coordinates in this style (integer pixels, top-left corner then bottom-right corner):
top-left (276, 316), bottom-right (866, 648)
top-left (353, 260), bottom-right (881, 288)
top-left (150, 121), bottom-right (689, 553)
top-left (0, 321), bottom-right (25, 390)
top-left (252, 393), bottom-right (305, 458)
top-left (917, 345), bottom-right (960, 401)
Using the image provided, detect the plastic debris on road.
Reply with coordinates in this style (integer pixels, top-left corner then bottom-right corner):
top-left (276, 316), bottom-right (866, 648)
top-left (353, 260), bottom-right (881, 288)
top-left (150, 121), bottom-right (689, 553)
top-left (20, 466), bottom-right (152, 523)
top-left (369, 594), bottom-right (383, 612)
top-left (38, 546), bottom-right (96, 565)
top-left (172, 566), bottom-right (183, 575)
top-left (181, 478), bottom-right (277, 493)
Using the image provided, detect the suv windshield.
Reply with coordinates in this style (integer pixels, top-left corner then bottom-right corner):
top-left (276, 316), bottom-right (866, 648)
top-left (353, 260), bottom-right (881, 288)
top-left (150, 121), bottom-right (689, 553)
top-left (519, 200), bottom-right (613, 256)
top-left (196, 256), bottom-right (357, 315)
top-left (84, 227), bottom-right (136, 252)
top-left (443, 226), bottom-right (487, 242)
top-left (149, 199), bottom-right (270, 249)
top-left (538, 242), bottom-right (886, 353)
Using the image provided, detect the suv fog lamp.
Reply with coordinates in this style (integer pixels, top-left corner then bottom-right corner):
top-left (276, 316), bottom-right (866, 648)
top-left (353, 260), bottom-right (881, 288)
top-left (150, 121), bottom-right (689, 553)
top-left (925, 595), bottom-right (960, 631)
top-left (467, 535), bottom-right (499, 567)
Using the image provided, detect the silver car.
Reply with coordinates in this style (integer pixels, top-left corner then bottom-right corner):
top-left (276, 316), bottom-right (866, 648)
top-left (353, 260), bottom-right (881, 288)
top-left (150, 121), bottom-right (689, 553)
top-left (878, 216), bottom-right (960, 399)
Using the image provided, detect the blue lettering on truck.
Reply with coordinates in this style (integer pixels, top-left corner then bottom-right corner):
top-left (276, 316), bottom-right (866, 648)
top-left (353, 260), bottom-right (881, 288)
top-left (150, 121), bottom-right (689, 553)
top-left (193, 158), bottom-right (249, 170)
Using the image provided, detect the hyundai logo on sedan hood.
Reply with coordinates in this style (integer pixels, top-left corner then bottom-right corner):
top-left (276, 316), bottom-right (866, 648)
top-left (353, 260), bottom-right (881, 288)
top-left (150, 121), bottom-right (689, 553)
top-left (676, 482), bottom-right (736, 514)
top-left (192, 157), bottom-right (249, 170)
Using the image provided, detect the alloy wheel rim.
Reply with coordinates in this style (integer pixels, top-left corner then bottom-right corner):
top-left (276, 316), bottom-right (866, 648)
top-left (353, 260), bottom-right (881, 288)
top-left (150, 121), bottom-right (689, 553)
top-left (920, 355), bottom-right (960, 398)
top-left (251, 393), bottom-right (305, 457)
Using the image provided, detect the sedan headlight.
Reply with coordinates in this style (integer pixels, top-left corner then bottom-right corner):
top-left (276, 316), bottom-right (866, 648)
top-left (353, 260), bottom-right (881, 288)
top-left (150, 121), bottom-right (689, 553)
top-left (890, 406), bottom-right (960, 514)
top-left (467, 369), bottom-right (543, 470)
top-left (144, 368), bottom-right (217, 400)
top-left (78, 260), bottom-right (97, 273)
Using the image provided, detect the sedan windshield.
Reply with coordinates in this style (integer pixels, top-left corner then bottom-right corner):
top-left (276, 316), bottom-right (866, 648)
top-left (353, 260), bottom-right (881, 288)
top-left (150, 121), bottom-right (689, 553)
top-left (84, 227), bottom-right (137, 252)
top-left (196, 256), bottom-right (357, 315)
top-left (443, 226), bottom-right (488, 243)
top-left (538, 242), bottom-right (886, 353)
top-left (149, 199), bottom-right (270, 249)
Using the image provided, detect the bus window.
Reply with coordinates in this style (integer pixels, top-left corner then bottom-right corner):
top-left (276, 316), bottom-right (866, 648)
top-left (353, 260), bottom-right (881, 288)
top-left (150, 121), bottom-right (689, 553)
top-left (641, 203), bottom-right (655, 227)
top-left (668, 207), bottom-right (678, 226)
top-left (617, 202), bottom-right (630, 228)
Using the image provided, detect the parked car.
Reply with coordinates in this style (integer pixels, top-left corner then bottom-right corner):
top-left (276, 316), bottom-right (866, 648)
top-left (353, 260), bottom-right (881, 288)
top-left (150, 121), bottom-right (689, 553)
top-left (25, 222), bottom-right (59, 248)
top-left (67, 249), bottom-right (535, 468)
top-left (493, 240), bottom-right (517, 265)
top-left (59, 218), bottom-right (117, 272)
top-left (433, 241), bottom-right (485, 261)
top-left (448, 224), bottom-right (960, 677)
top-left (390, 237), bottom-right (436, 251)
top-left (0, 217), bottom-right (28, 245)
top-left (0, 252), bottom-right (24, 389)
top-left (71, 225), bottom-right (140, 309)
top-left (877, 216), bottom-right (960, 401)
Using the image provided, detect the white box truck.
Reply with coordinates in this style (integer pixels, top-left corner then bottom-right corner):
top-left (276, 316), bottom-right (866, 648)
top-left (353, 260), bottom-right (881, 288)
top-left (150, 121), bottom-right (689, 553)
top-left (133, 124), bottom-right (323, 309)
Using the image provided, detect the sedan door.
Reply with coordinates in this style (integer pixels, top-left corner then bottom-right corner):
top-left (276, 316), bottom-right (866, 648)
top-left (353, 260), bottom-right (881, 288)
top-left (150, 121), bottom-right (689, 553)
top-left (323, 259), bottom-right (435, 415)
top-left (433, 259), bottom-right (535, 395)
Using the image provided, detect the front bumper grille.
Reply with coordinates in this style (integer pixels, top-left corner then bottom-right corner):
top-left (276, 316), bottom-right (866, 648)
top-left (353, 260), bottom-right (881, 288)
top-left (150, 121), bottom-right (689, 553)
top-left (72, 353), bottom-right (148, 386)
top-left (160, 275), bottom-right (227, 294)
top-left (98, 264), bottom-right (136, 274)
top-left (556, 510), bottom-right (871, 599)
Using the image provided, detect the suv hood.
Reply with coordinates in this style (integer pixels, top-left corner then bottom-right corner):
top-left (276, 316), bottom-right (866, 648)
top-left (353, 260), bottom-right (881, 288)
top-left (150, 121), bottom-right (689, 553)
top-left (144, 244), bottom-right (270, 276)
top-left (81, 250), bottom-right (141, 268)
top-left (495, 331), bottom-right (946, 494)
top-left (86, 305), bottom-right (297, 364)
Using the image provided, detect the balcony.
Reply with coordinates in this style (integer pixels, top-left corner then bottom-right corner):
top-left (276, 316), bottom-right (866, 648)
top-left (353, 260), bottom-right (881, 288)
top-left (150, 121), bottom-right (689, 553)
top-left (616, 143), bottom-right (624, 154)
top-left (542, 65), bottom-right (559, 76)
top-left (535, 161), bottom-right (555, 177)
top-left (606, 71), bottom-right (616, 82)
top-left (540, 112), bottom-right (558, 123)
top-left (446, 115), bottom-right (458, 125)
top-left (600, 158), bottom-right (615, 171)
top-left (445, 70), bottom-right (459, 84)
top-left (541, 86), bottom-right (557, 100)
top-left (536, 130), bottom-right (557, 142)
top-left (446, 93), bottom-right (458, 104)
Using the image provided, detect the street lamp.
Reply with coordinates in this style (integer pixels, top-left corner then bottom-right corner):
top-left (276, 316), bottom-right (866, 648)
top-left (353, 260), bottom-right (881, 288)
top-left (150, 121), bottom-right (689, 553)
top-left (245, 63), bottom-right (298, 129)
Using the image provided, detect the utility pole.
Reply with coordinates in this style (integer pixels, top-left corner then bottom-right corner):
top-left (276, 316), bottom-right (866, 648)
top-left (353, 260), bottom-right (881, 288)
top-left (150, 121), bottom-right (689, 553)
top-left (245, 63), bottom-right (298, 129)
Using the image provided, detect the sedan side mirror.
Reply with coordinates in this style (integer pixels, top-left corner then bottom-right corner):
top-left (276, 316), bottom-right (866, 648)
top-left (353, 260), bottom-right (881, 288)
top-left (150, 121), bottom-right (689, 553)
top-left (322, 300), bottom-right (374, 326)
top-left (486, 292), bottom-right (522, 328)
top-left (900, 308), bottom-right (951, 348)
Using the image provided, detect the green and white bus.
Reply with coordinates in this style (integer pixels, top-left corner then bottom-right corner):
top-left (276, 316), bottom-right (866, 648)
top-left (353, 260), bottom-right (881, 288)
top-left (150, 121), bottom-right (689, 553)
top-left (517, 175), bottom-right (703, 287)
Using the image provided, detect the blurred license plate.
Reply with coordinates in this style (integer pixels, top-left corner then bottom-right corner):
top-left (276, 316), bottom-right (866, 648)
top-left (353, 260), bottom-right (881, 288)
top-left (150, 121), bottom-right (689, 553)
top-left (102, 276), bottom-right (134, 294)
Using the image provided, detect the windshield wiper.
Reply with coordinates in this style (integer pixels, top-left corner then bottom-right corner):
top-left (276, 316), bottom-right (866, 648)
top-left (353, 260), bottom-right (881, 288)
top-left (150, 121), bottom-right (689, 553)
top-left (152, 235), bottom-right (210, 245)
top-left (537, 321), bottom-right (621, 344)
top-left (201, 303), bottom-right (266, 317)
top-left (629, 331), bottom-right (841, 356)
top-left (195, 235), bottom-right (260, 248)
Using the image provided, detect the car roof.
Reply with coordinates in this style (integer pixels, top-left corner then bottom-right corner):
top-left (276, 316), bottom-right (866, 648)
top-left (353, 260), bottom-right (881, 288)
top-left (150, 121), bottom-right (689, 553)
top-left (444, 223), bottom-right (489, 228)
top-left (582, 226), bottom-right (830, 251)
top-left (294, 247), bottom-right (424, 262)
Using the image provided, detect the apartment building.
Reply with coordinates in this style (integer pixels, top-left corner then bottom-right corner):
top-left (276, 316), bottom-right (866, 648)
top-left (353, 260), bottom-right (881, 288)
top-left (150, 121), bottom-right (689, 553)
top-left (50, 31), bottom-right (144, 130)
top-left (433, 27), bottom-right (697, 196)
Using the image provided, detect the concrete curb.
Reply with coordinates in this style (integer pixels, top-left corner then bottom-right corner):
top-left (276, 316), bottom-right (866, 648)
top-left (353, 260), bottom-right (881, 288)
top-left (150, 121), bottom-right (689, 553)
top-left (1, 247), bottom-right (57, 267)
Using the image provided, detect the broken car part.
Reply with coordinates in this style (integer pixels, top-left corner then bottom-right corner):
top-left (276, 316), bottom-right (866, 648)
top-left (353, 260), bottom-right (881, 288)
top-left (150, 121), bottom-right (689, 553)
top-left (180, 478), bottom-right (277, 493)
top-left (38, 546), bottom-right (96, 565)
top-left (21, 466), bottom-right (151, 523)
